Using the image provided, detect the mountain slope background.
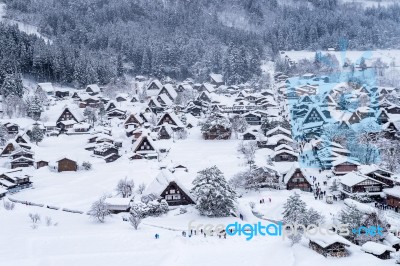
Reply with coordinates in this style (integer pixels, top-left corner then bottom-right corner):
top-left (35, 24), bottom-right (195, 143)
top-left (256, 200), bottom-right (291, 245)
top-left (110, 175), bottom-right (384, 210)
top-left (1, 0), bottom-right (400, 87)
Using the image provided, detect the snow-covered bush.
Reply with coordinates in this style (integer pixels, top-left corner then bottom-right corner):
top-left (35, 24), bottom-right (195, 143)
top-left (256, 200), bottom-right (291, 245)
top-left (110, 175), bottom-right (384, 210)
top-left (45, 216), bottom-right (52, 226)
top-left (29, 213), bottom-right (41, 223)
top-left (116, 177), bottom-right (135, 198)
top-left (3, 200), bottom-right (15, 210)
top-left (136, 183), bottom-right (146, 195)
top-left (88, 197), bottom-right (111, 223)
top-left (81, 161), bottom-right (92, 171)
top-left (130, 200), bottom-right (169, 218)
top-left (128, 212), bottom-right (141, 230)
top-left (140, 193), bottom-right (159, 204)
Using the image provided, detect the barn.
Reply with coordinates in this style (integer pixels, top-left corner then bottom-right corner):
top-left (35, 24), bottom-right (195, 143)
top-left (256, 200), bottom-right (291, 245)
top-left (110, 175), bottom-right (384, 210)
top-left (57, 158), bottom-right (78, 172)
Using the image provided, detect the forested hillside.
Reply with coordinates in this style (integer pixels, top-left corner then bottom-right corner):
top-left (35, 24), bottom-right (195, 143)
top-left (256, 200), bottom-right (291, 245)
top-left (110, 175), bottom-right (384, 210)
top-left (2, 0), bottom-right (400, 87)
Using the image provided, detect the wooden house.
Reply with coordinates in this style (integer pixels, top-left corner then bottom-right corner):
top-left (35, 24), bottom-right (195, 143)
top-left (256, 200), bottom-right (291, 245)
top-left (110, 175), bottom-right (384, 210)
top-left (55, 89), bottom-right (70, 98)
top-left (157, 112), bottom-right (185, 128)
top-left (0, 170), bottom-right (32, 192)
top-left (144, 170), bottom-right (195, 206)
top-left (36, 160), bottom-right (49, 169)
top-left (158, 84), bottom-right (177, 101)
top-left (56, 107), bottom-right (84, 124)
top-left (10, 148), bottom-right (35, 169)
top-left (104, 197), bottom-right (132, 213)
top-left (93, 144), bottom-right (118, 158)
top-left (359, 166), bottom-right (396, 188)
top-left (132, 135), bottom-right (158, 156)
top-left (383, 187), bottom-right (400, 212)
top-left (243, 112), bottom-right (261, 125)
top-left (3, 122), bottom-right (19, 135)
top-left (86, 84), bottom-right (101, 95)
top-left (340, 172), bottom-right (386, 199)
top-left (146, 80), bottom-right (163, 96)
top-left (124, 113), bottom-right (144, 128)
top-left (332, 158), bottom-right (360, 175)
top-left (57, 158), bottom-right (78, 172)
top-left (107, 108), bottom-right (126, 120)
top-left (283, 164), bottom-right (312, 192)
top-left (209, 73), bottom-right (224, 86)
top-left (37, 82), bottom-right (54, 95)
top-left (308, 233), bottom-right (350, 257)
top-left (106, 101), bottom-right (117, 111)
top-left (361, 242), bottom-right (395, 260)
top-left (272, 150), bottom-right (298, 162)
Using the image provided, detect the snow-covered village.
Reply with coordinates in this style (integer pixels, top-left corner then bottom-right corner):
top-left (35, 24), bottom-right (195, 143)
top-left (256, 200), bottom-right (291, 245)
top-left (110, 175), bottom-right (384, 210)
top-left (1, 0), bottom-right (400, 266)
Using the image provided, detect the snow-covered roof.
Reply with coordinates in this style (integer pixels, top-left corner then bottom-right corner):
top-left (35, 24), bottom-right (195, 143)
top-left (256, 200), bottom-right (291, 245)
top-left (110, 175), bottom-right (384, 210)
top-left (361, 241), bottom-right (395, 255)
top-left (308, 232), bottom-right (351, 248)
top-left (158, 93), bottom-right (173, 106)
top-left (266, 126), bottom-right (291, 137)
top-left (383, 186), bottom-right (400, 199)
top-left (266, 134), bottom-right (294, 145)
top-left (340, 172), bottom-right (385, 187)
top-left (343, 198), bottom-right (376, 214)
top-left (86, 84), bottom-right (101, 93)
top-left (104, 197), bottom-right (131, 207)
top-left (132, 135), bottom-right (158, 154)
top-left (37, 82), bottom-right (54, 92)
top-left (274, 144), bottom-right (294, 152)
top-left (210, 73), bottom-right (224, 83)
top-left (332, 158), bottom-right (360, 166)
top-left (161, 84), bottom-right (177, 99)
top-left (144, 169), bottom-right (194, 200)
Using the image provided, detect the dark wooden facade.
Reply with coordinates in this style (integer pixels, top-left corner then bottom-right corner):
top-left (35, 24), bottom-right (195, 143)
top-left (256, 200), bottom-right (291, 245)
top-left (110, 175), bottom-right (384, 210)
top-left (36, 160), bottom-right (49, 169)
top-left (333, 163), bottom-right (358, 175)
top-left (203, 125), bottom-right (231, 140)
top-left (273, 151), bottom-right (298, 162)
top-left (309, 240), bottom-right (349, 257)
top-left (57, 158), bottom-right (78, 172)
top-left (160, 181), bottom-right (195, 206)
top-left (286, 169), bottom-right (312, 192)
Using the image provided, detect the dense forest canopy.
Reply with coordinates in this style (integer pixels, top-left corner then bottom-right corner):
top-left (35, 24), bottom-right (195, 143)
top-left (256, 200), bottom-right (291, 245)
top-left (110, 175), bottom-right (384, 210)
top-left (1, 0), bottom-right (400, 87)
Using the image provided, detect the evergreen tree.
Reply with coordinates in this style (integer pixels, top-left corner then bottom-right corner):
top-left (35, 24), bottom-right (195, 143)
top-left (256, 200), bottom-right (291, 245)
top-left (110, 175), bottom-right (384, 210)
top-left (1, 73), bottom-right (24, 98)
top-left (330, 179), bottom-right (339, 192)
top-left (191, 166), bottom-right (236, 217)
top-left (29, 125), bottom-right (44, 145)
top-left (282, 193), bottom-right (307, 225)
top-left (26, 96), bottom-right (43, 121)
top-left (141, 49), bottom-right (152, 75)
top-left (117, 54), bottom-right (124, 77)
top-left (339, 204), bottom-right (364, 240)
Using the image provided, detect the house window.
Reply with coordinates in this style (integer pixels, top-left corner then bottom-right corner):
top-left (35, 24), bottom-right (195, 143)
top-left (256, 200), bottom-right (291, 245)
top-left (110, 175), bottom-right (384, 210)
top-left (170, 189), bottom-right (176, 194)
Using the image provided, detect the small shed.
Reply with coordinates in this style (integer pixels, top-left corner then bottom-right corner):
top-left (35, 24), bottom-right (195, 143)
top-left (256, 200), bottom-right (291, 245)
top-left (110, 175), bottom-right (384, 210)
top-left (57, 158), bottom-right (78, 172)
top-left (361, 241), bottom-right (395, 260)
top-left (104, 197), bottom-right (132, 213)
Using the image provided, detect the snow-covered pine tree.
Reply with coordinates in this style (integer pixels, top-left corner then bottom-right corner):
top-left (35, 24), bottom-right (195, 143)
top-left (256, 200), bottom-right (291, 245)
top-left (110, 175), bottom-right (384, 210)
top-left (29, 125), bottom-right (44, 145)
top-left (339, 204), bottom-right (364, 241)
top-left (26, 96), bottom-right (43, 121)
top-left (1, 73), bottom-right (24, 98)
top-left (191, 166), bottom-right (236, 217)
top-left (282, 193), bottom-right (307, 225)
top-left (0, 124), bottom-right (10, 146)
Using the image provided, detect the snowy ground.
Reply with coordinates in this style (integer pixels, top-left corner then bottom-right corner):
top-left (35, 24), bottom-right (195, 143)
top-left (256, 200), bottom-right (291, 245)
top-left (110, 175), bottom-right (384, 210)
top-left (1, 191), bottom-right (395, 266)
